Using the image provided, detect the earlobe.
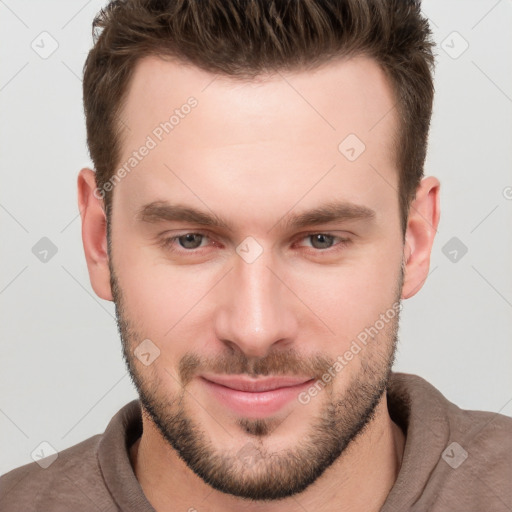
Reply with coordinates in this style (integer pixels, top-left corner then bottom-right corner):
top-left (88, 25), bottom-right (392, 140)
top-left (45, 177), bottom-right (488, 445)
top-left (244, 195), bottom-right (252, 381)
top-left (401, 176), bottom-right (440, 299)
top-left (77, 168), bottom-right (113, 301)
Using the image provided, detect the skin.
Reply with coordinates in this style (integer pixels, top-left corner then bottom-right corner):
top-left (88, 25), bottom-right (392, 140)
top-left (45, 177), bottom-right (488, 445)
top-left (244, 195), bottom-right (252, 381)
top-left (78, 55), bottom-right (439, 511)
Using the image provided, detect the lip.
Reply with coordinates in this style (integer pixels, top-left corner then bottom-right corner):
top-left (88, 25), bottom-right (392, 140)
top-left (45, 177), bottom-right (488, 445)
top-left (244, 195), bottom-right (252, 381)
top-left (199, 374), bottom-right (314, 418)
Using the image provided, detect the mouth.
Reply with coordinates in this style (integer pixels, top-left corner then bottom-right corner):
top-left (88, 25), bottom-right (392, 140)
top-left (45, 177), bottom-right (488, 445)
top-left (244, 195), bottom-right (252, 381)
top-left (199, 374), bottom-right (315, 418)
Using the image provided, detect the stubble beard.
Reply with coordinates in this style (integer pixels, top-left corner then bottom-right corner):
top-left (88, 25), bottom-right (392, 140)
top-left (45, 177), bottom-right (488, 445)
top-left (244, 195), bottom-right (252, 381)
top-left (110, 258), bottom-right (401, 501)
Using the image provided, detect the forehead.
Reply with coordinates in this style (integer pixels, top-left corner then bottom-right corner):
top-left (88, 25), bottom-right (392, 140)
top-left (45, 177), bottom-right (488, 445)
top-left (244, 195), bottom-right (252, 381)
top-left (113, 55), bottom-right (399, 227)
top-left (120, 54), bottom-right (397, 146)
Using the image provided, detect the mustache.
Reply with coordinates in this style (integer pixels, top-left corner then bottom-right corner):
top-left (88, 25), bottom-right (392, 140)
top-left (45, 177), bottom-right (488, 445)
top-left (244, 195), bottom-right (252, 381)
top-left (179, 349), bottom-right (334, 386)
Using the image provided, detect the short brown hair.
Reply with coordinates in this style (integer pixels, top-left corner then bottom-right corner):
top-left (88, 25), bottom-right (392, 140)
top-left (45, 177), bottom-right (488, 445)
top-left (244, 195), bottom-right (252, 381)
top-left (83, 0), bottom-right (434, 234)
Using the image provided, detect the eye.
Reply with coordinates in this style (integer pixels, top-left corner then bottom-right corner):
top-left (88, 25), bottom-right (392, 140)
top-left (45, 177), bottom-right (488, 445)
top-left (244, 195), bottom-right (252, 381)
top-left (160, 232), bottom-right (210, 251)
top-left (306, 234), bottom-right (336, 250)
top-left (297, 233), bottom-right (350, 251)
top-left (176, 233), bottom-right (206, 249)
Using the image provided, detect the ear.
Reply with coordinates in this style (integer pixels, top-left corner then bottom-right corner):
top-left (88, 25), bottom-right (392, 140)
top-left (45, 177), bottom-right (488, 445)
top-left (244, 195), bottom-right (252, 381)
top-left (401, 176), bottom-right (440, 299)
top-left (77, 168), bottom-right (113, 301)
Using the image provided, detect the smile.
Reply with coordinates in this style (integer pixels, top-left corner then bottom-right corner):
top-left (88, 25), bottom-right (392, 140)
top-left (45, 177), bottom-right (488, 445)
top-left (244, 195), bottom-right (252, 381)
top-left (199, 374), bottom-right (315, 418)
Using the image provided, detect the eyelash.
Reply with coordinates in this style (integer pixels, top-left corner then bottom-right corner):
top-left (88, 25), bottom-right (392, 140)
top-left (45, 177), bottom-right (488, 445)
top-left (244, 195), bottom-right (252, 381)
top-left (158, 231), bottom-right (351, 256)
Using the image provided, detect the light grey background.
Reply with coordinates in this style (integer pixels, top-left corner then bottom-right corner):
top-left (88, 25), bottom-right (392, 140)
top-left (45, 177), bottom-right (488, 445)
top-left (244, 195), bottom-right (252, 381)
top-left (1, 0), bottom-right (511, 475)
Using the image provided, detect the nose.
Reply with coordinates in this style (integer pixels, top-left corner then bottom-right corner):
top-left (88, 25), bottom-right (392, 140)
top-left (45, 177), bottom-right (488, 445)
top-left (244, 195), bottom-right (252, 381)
top-left (214, 249), bottom-right (299, 358)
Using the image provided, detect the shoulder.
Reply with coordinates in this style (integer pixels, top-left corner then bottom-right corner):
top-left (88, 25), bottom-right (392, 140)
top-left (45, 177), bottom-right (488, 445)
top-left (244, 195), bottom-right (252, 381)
top-left (0, 434), bottom-right (116, 512)
top-left (388, 372), bottom-right (512, 511)
top-left (449, 401), bottom-right (512, 473)
top-left (391, 371), bottom-right (512, 458)
top-left (430, 405), bottom-right (512, 511)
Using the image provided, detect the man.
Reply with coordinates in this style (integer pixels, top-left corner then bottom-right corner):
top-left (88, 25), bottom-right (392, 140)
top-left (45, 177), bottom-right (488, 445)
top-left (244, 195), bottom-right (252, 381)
top-left (1, 0), bottom-right (510, 511)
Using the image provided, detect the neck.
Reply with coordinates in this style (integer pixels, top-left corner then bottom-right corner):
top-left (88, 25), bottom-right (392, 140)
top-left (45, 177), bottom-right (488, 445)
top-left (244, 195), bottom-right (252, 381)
top-left (130, 394), bottom-right (405, 512)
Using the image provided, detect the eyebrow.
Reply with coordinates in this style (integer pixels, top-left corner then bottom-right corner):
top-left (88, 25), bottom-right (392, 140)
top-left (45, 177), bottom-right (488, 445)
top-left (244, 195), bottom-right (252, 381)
top-left (136, 201), bottom-right (231, 230)
top-left (135, 200), bottom-right (375, 232)
top-left (278, 201), bottom-right (375, 231)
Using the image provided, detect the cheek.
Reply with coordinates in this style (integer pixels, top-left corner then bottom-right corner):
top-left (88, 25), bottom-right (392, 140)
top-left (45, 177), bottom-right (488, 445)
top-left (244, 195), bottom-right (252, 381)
top-left (285, 243), bottom-right (403, 346)
top-left (113, 239), bottom-right (220, 342)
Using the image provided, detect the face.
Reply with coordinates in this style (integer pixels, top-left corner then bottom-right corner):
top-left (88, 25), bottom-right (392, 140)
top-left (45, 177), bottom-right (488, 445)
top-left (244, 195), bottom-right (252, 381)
top-left (107, 55), bottom-right (406, 500)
